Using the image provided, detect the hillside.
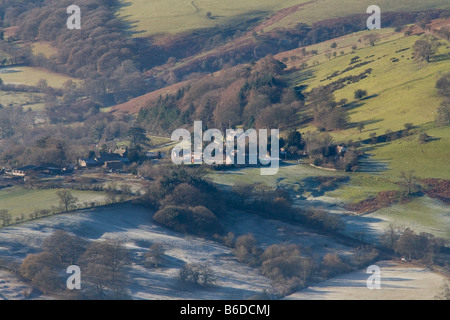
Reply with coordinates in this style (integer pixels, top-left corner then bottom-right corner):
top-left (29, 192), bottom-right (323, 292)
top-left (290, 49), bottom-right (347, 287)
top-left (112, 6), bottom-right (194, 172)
top-left (118, 0), bottom-right (450, 37)
top-left (111, 20), bottom-right (450, 179)
top-left (0, 0), bottom-right (449, 302)
top-left (278, 23), bottom-right (450, 179)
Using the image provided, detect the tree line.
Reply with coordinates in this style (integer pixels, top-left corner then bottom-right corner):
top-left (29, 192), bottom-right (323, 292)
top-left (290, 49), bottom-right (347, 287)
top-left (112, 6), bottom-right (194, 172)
top-left (2, 0), bottom-right (148, 106)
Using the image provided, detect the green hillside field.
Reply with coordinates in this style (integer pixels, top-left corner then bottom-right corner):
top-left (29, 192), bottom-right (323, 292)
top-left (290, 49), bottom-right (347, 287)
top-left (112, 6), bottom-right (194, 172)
top-left (284, 28), bottom-right (450, 180)
top-left (118, 0), bottom-right (450, 36)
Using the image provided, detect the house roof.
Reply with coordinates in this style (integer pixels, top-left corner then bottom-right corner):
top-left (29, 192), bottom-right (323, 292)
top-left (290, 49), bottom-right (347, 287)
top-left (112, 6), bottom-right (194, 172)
top-left (16, 165), bottom-right (41, 171)
top-left (80, 158), bottom-right (98, 164)
top-left (96, 153), bottom-right (123, 161)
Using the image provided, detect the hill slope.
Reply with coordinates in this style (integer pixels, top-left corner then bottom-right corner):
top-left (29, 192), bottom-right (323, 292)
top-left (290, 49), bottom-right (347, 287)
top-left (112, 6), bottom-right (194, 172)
top-left (119, 0), bottom-right (450, 37)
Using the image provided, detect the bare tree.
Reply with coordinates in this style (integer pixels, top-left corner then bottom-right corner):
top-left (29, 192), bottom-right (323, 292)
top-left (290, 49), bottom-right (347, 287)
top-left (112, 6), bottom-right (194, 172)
top-left (363, 34), bottom-right (379, 46)
top-left (399, 170), bottom-right (418, 195)
top-left (413, 38), bottom-right (437, 63)
top-left (198, 263), bottom-right (217, 286)
top-left (380, 224), bottom-right (402, 250)
top-left (144, 243), bottom-right (165, 268)
top-left (179, 262), bottom-right (217, 287)
top-left (80, 240), bottom-right (130, 298)
top-left (56, 190), bottom-right (78, 212)
top-left (232, 184), bottom-right (253, 208)
top-left (233, 234), bottom-right (262, 267)
top-left (19, 252), bottom-right (60, 294)
top-left (0, 209), bottom-right (12, 226)
top-left (395, 228), bottom-right (416, 260)
top-left (43, 230), bottom-right (87, 265)
top-left (357, 122), bottom-right (365, 133)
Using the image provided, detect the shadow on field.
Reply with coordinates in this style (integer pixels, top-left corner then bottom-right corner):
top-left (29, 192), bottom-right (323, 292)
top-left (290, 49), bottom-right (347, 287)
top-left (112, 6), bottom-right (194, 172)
top-left (357, 154), bottom-right (389, 173)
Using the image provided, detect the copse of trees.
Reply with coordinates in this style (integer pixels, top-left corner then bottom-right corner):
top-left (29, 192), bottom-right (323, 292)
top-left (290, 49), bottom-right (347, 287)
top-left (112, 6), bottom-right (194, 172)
top-left (260, 243), bottom-right (314, 295)
top-left (230, 182), bottom-right (345, 233)
top-left (79, 240), bottom-right (130, 298)
top-left (0, 209), bottom-right (12, 226)
top-left (19, 230), bottom-right (130, 299)
top-left (137, 56), bottom-right (304, 134)
top-left (231, 182), bottom-right (292, 220)
top-left (233, 234), bottom-right (262, 267)
top-left (20, 230), bottom-right (131, 298)
top-left (141, 168), bottom-right (226, 237)
top-left (320, 253), bottom-right (352, 278)
top-left (302, 131), bottom-right (361, 171)
top-left (0, 102), bottom-right (137, 169)
top-left (179, 262), bottom-right (217, 288)
top-left (228, 233), bottom-right (374, 296)
top-left (413, 37), bottom-right (439, 63)
top-left (42, 229), bottom-right (88, 265)
top-left (380, 225), bottom-right (446, 265)
top-left (9, 0), bottom-right (148, 107)
top-left (153, 205), bottom-right (223, 237)
top-left (307, 87), bottom-right (349, 131)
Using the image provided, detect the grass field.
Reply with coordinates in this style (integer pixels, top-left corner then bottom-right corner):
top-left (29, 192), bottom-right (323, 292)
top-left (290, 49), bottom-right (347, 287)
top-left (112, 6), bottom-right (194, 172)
top-left (0, 66), bottom-right (75, 88)
top-left (269, 0), bottom-right (450, 30)
top-left (209, 162), bottom-right (347, 190)
top-left (0, 91), bottom-right (46, 110)
top-left (118, 0), bottom-right (450, 37)
top-left (290, 30), bottom-right (450, 138)
top-left (282, 27), bottom-right (450, 180)
top-left (0, 186), bottom-right (107, 221)
top-left (118, 0), bottom-right (308, 36)
top-left (30, 42), bottom-right (59, 58)
top-left (371, 196), bottom-right (450, 238)
top-left (369, 124), bottom-right (450, 179)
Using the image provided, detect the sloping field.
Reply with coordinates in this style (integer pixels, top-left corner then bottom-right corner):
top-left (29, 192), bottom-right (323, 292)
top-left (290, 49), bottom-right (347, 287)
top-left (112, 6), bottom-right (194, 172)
top-left (118, 0), bottom-right (450, 37)
top-left (0, 66), bottom-right (76, 88)
top-left (0, 204), bottom-right (270, 299)
top-left (280, 26), bottom-right (450, 180)
top-left (118, 0), bottom-right (309, 36)
top-left (269, 0), bottom-right (450, 30)
top-left (0, 203), bottom-right (359, 299)
top-left (287, 29), bottom-right (450, 138)
top-left (0, 187), bottom-right (107, 221)
top-left (109, 80), bottom-right (190, 115)
top-left (286, 260), bottom-right (447, 300)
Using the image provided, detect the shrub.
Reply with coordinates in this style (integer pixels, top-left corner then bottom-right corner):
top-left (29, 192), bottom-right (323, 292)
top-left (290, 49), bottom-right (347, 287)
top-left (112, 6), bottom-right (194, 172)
top-left (260, 244), bottom-right (315, 295)
top-left (233, 234), bottom-right (262, 267)
top-left (153, 205), bottom-right (223, 237)
top-left (418, 133), bottom-right (432, 144)
top-left (320, 253), bottom-right (352, 278)
top-left (354, 89), bottom-right (368, 100)
top-left (179, 263), bottom-right (217, 287)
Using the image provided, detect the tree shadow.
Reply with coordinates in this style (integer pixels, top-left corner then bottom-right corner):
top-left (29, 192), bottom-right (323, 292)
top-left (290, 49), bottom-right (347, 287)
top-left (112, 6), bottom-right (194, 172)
top-left (111, 2), bottom-right (148, 37)
top-left (302, 176), bottom-right (350, 198)
top-left (344, 101), bottom-right (364, 111)
top-left (349, 118), bottom-right (383, 130)
top-left (0, 68), bottom-right (21, 74)
top-left (357, 155), bottom-right (389, 173)
top-left (432, 52), bottom-right (450, 62)
top-left (361, 93), bottom-right (379, 101)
